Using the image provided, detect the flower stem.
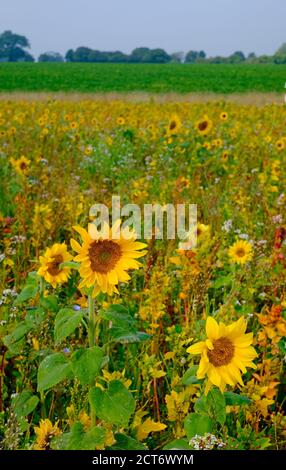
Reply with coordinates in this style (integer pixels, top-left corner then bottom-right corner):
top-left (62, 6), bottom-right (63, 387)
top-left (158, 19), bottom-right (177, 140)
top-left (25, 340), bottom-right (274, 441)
top-left (87, 295), bottom-right (97, 426)
top-left (88, 295), bottom-right (96, 347)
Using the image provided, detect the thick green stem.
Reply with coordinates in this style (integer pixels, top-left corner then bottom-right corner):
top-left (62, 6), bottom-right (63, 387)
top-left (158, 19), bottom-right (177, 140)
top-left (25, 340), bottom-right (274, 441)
top-left (88, 295), bottom-right (97, 426)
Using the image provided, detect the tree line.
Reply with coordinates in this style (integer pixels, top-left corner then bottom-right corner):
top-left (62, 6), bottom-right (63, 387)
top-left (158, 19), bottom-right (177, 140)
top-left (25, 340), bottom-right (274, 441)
top-left (1, 30), bottom-right (286, 64)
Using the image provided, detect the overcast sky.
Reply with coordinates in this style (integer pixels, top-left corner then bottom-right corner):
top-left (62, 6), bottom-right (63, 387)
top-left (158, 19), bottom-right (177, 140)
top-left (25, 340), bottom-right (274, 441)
top-left (1, 0), bottom-right (285, 58)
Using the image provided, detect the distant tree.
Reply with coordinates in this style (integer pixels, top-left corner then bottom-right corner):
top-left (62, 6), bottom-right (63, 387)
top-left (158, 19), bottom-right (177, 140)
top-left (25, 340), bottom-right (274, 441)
top-left (73, 47), bottom-right (92, 62)
top-left (143, 48), bottom-right (170, 63)
top-left (107, 51), bottom-right (128, 63)
top-left (38, 51), bottom-right (64, 62)
top-left (208, 56), bottom-right (228, 64)
top-left (275, 43), bottom-right (286, 56)
top-left (228, 51), bottom-right (245, 63)
top-left (65, 49), bottom-right (74, 62)
top-left (255, 55), bottom-right (273, 64)
top-left (247, 52), bottom-right (256, 60)
top-left (185, 50), bottom-right (206, 63)
top-left (274, 43), bottom-right (286, 64)
top-left (170, 51), bottom-right (184, 63)
top-left (0, 30), bottom-right (34, 62)
top-left (88, 50), bottom-right (108, 62)
top-left (185, 50), bottom-right (198, 63)
top-left (129, 47), bottom-right (151, 63)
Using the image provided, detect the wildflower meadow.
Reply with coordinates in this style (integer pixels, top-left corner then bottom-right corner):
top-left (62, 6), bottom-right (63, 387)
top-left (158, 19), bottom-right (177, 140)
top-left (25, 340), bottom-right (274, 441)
top-left (0, 99), bottom-right (286, 451)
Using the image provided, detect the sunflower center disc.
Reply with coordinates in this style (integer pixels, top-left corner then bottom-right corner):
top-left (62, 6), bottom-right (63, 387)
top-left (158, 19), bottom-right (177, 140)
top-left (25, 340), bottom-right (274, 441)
top-left (88, 240), bottom-right (122, 274)
top-left (47, 254), bottom-right (63, 276)
top-left (198, 121), bottom-right (208, 131)
top-left (236, 248), bottom-right (246, 257)
top-left (207, 337), bottom-right (235, 366)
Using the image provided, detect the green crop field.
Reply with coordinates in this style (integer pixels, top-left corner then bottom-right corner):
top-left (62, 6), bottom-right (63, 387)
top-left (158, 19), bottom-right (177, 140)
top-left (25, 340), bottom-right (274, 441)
top-left (0, 62), bottom-right (286, 94)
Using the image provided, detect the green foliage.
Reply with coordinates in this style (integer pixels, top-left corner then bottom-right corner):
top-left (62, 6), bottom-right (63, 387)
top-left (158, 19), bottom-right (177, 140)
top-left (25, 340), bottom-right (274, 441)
top-left (163, 439), bottom-right (192, 450)
top-left (224, 391), bottom-right (251, 405)
top-left (71, 347), bottom-right (104, 385)
top-left (181, 365), bottom-right (202, 385)
top-left (100, 304), bottom-right (150, 343)
top-left (12, 391), bottom-right (39, 418)
top-left (184, 413), bottom-right (213, 439)
top-left (110, 433), bottom-right (146, 450)
top-left (89, 380), bottom-right (136, 427)
top-left (37, 353), bottom-right (71, 392)
top-left (0, 63), bottom-right (285, 93)
top-left (53, 422), bottom-right (106, 450)
top-left (193, 388), bottom-right (226, 426)
top-left (0, 30), bottom-right (34, 62)
top-left (54, 308), bottom-right (83, 344)
top-left (13, 272), bottom-right (39, 306)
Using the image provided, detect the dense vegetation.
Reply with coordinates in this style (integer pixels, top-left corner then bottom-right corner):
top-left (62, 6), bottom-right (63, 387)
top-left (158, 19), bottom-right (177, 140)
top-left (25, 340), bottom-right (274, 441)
top-left (0, 63), bottom-right (286, 94)
top-left (0, 99), bottom-right (286, 450)
top-left (1, 30), bottom-right (286, 64)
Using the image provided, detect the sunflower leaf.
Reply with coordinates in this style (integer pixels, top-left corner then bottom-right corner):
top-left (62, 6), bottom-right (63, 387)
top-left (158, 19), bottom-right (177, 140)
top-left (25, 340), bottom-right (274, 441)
top-left (89, 380), bottom-right (135, 427)
top-left (184, 413), bottom-right (213, 439)
top-left (224, 391), bottom-right (251, 406)
top-left (37, 353), bottom-right (71, 392)
top-left (54, 308), bottom-right (83, 344)
top-left (71, 347), bottom-right (103, 385)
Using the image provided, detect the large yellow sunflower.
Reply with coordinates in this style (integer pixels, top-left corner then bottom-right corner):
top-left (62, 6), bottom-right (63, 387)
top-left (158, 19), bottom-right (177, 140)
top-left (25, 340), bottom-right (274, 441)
top-left (187, 317), bottom-right (257, 394)
top-left (38, 243), bottom-right (73, 288)
top-left (33, 419), bottom-right (61, 450)
top-left (70, 221), bottom-right (147, 297)
top-left (195, 115), bottom-right (213, 136)
top-left (228, 240), bottom-right (253, 265)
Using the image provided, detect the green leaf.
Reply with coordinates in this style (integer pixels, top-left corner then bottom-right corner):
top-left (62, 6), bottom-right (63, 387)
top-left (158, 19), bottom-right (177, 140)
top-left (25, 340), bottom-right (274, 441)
top-left (25, 308), bottom-right (45, 328)
top-left (14, 284), bottom-right (38, 306)
top-left (181, 365), bottom-right (202, 385)
top-left (101, 304), bottom-right (132, 322)
top-left (163, 439), bottom-right (192, 450)
top-left (71, 347), bottom-right (103, 385)
top-left (59, 261), bottom-right (80, 270)
top-left (52, 422), bottom-right (106, 450)
top-left (54, 308), bottom-right (83, 344)
top-left (194, 395), bottom-right (208, 414)
top-left (37, 353), bottom-right (71, 392)
top-left (101, 304), bottom-right (149, 344)
top-left (89, 380), bottom-right (135, 428)
top-left (212, 275), bottom-right (232, 290)
top-left (184, 413), bottom-right (213, 439)
top-left (111, 331), bottom-right (151, 344)
top-left (40, 295), bottom-right (58, 312)
top-left (110, 433), bottom-right (146, 450)
top-left (206, 387), bottom-right (226, 425)
top-left (12, 390), bottom-right (39, 418)
top-left (224, 391), bottom-right (251, 406)
top-left (4, 321), bottom-right (31, 346)
top-left (27, 271), bottom-right (40, 282)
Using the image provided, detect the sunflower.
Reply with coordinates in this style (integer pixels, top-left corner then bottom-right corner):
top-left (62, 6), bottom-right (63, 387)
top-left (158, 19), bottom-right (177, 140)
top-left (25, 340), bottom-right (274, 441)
top-left (117, 116), bottom-right (125, 126)
top-left (228, 240), bottom-right (253, 265)
top-left (70, 221), bottom-right (147, 297)
top-left (276, 139), bottom-right (284, 151)
top-left (10, 155), bottom-right (30, 175)
top-left (38, 243), bottom-right (73, 288)
top-left (222, 150), bottom-right (229, 161)
top-left (167, 114), bottom-right (181, 135)
top-left (195, 116), bottom-right (213, 136)
top-left (187, 317), bottom-right (257, 394)
top-left (220, 111), bottom-right (228, 121)
top-left (33, 419), bottom-right (61, 450)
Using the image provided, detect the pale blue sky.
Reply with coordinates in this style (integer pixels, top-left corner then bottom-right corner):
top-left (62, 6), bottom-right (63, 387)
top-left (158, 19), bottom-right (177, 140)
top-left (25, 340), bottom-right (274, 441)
top-left (1, 0), bottom-right (285, 58)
